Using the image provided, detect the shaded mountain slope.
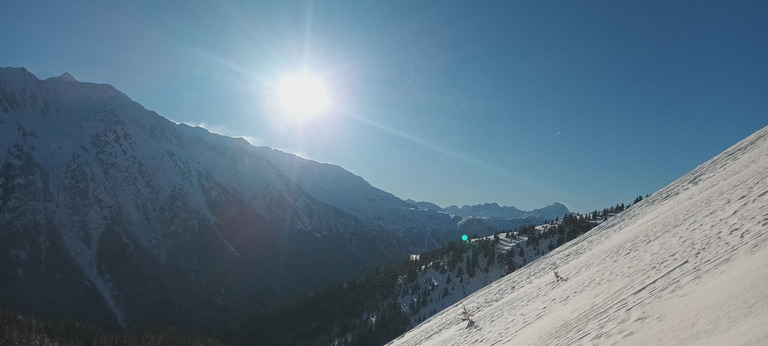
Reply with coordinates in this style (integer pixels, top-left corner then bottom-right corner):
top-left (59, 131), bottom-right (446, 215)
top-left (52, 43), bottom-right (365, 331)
top-left (254, 148), bottom-right (568, 251)
top-left (0, 67), bottom-right (408, 331)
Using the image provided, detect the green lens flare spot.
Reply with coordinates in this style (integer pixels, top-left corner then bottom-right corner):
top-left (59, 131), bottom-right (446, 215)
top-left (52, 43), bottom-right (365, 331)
top-left (462, 234), bottom-right (468, 241)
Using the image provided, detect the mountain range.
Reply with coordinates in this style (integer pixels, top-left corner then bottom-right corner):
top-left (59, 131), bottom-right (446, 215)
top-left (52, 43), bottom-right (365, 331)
top-left (443, 202), bottom-right (568, 220)
top-left (252, 147), bottom-right (568, 249)
top-left (0, 67), bottom-right (566, 331)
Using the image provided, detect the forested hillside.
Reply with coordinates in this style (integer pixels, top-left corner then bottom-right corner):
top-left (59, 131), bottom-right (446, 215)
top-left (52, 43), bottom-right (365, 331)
top-left (220, 200), bottom-right (637, 345)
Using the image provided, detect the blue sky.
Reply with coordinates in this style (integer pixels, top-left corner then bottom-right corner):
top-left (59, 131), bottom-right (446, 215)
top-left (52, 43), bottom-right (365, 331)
top-left (2, 1), bottom-right (766, 212)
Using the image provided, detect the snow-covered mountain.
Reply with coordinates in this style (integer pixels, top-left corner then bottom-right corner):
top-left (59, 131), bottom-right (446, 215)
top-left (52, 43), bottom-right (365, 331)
top-left (251, 147), bottom-right (458, 250)
top-left (253, 148), bottom-right (565, 251)
top-left (0, 66), bottom-right (572, 332)
top-left (389, 125), bottom-right (768, 345)
top-left (0, 67), bottom-right (410, 330)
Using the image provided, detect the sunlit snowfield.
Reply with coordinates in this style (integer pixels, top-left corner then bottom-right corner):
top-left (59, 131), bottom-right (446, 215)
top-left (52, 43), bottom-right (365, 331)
top-left (390, 126), bottom-right (768, 345)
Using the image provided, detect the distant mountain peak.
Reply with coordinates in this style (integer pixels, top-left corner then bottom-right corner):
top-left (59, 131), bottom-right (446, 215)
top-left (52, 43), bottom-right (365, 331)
top-left (444, 202), bottom-right (567, 220)
top-left (405, 199), bottom-right (444, 212)
top-left (0, 66), bottom-right (33, 75)
top-left (47, 72), bottom-right (78, 82)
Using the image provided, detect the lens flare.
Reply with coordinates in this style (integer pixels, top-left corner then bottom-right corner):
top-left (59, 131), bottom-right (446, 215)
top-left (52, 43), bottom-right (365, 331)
top-left (277, 71), bottom-right (331, 121)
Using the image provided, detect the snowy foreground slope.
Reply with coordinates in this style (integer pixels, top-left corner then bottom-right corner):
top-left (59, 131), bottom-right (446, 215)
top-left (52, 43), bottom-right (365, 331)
top-left (390, 125), bottom-right (768, 345)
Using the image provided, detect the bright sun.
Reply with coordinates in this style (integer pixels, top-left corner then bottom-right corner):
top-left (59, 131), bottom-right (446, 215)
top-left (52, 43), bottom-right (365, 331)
top-left (276, 71), bottom-right (331, 121)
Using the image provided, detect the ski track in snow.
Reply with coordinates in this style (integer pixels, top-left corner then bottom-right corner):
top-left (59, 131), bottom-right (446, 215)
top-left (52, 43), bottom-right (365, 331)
top-left (389, 126), bottom-right (768, 346)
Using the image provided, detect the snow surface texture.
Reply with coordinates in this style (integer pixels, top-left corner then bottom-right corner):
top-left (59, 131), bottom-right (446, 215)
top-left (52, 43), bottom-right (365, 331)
top-left (389, 125), bottom-right (768, 345)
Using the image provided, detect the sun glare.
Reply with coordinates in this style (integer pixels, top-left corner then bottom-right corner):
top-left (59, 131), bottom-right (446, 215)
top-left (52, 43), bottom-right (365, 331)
top-left (276, 71), bottom-right (331, 121)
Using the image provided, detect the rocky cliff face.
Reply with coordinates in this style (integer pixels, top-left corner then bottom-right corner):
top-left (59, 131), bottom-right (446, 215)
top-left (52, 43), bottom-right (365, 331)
top-left (0, 67), bottom-right (408, 331)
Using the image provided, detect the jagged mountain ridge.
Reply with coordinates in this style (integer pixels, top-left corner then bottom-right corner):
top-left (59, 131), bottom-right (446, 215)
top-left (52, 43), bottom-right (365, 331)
top-left (0, 67), bottom-right (409, 331)
top-left (390, 125), bottom-right (768, 345)
top-left (443, 202), bottom-right (568, 221)
top-left (254, 147), bottom-right (568, 251)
